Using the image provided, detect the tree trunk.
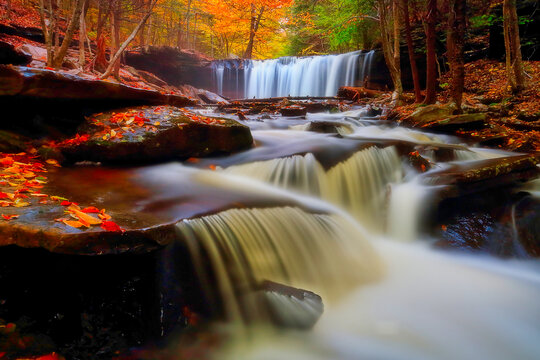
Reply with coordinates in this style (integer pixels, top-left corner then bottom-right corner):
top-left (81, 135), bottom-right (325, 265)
top-left (503, 0), bottom-right (526, 93)
top-left (402, 0), bottom-right (422, 103)
top-left (192, 13), bottom-right (198, 50)
top-left (185, 0), bottom-right (192, 49)
top-left (110, 0), bottom-right (121, 79)
top-left (378, 0), bottom-right (402, 106)
top-left (78, 0), bottom-right (89, 68)
top-left (39, 0), bottom-right (54, 66)
top-left (424, 0), bottom-right (437, 104)
top-left (101, 0), bottom-right (158, 79)
top-left (244, 5), bottom-right (264, 59)
top-left (51, 0), bottom-right (84, 68)
top-left (447, 0), bottom-right (466, 111)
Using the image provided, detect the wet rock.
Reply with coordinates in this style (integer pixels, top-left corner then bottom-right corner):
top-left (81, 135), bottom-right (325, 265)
top-left (280, 105), bottom-right (307, 117)
top-left (407, 151), bottom-right (431, 172)
top-left (306, 121), bottom-right (352, 134)
top-left (423, 154), bottom-right (540, 197)
top-left (55, 106), bottom-right (252, 164)
top-left (0, 162), bottom-right (306, 255)
top-left (0, 41), bottom-right (32, 66)
top-left (0, 66), bottom-right (197, 107)
top-left (434, 191), bottom-right (540, 258)
top-left (258, 280), bottom-right (323, 330)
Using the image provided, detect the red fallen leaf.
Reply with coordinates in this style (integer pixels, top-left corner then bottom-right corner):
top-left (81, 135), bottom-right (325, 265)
top-left (0, 157), bottom-right (14, 166)
top-left (61, 201), bottom-right (78, 206)
top-left (209, 164), bottom-right (217, 171)
top-left (2, 214), bottom-right (19, 220)
top-left (0, 192), bottom-right (8, 199)
top-left (81, 206), bottom-right (100, 213)
top-left (101, 221), bottom-right (125, 233)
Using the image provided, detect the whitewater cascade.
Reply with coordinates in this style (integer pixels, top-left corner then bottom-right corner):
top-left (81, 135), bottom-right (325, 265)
top-left (222, 146), bottom-right (402, 231)
top-left (212, 50), bottom-right (375, 99)
top-left (176, 207), bottom-right (380, 323)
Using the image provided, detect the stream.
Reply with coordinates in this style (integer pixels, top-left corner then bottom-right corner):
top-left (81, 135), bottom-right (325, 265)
top-left (163, 106), bottom-right (540, 359)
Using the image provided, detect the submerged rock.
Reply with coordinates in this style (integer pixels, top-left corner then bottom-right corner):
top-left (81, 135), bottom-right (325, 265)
top-left (258, 280), bottom-right (324, 330)
top-left (54, 106), bottom-right (253, 164)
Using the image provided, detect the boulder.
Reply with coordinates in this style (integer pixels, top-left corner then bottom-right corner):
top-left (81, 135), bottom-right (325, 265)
top-left (0, 41), bottom-right (32, 65)
top-left (17, 43), bottom-right (47, 63)
top-left (257, 280), bottom-right (324, 329)
top-left (54, 106), bottom-right (253, 164)
top-left (306, 121), bottom-right (353, 134)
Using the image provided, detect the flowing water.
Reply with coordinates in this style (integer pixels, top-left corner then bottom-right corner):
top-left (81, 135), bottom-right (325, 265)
top-left (212, 51), bottom-right (375, 98)
top-left (165, 95), bottom-right (540, 357)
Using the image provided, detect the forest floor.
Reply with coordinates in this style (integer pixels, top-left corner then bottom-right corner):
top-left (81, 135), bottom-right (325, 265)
top-left (383, 59), bottom-right (540, 153)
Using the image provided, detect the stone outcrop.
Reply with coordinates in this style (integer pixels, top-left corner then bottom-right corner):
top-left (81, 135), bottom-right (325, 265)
top-left (53, 106), bottom-right (253, 164)
top-left (0, 65), bottom-right (197, 107)
top-left (125, 46), bottom-right (213, 89)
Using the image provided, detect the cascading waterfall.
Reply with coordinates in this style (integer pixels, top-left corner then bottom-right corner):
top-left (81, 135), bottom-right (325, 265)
top-left (176, 207), bottom-right (380, 324)
top-left (222, 146), bottom-right (402, 231)
top-left (212, 50), bottom-right (375, 99)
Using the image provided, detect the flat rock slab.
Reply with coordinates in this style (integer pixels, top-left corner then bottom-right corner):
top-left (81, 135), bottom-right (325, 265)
top-left (0, 163), bottom-right (306, 255)
top-left (0, 65), bottom-right (197, 107)
top-left (423, 154), bottom-right (540, 197)
top-left (55, 106), bottom-right (253, 164)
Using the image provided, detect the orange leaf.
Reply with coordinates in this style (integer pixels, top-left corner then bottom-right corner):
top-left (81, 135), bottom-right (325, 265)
top-left (2, 214), bottom-right (19, 220)
top-left (71, 209), bottom-right (102, 225)
top-left (62, 220), bottom-right (84, 228)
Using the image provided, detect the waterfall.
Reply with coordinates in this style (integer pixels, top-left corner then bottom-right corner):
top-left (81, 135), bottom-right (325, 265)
top-left (212, 50), bottom-right (375, 99)
top-left (176, 207), bottom-right (380, 323)
top-left (222, 146), bottom-right (402, 231)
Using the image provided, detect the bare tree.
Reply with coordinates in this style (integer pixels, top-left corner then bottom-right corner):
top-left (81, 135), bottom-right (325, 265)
top-left (377, 0), bottom-right (403, 106)
top-left (100, 0), bottom-right (158, 79)
top-left (503, 0), bottom-right (526, 92)
top-left (402, 0), bottom-right (422, 103)
top-left (424, 0), bottom-right (437, 104)
top-left (447, 0), bottom-right (466, 110)
top-left (39, 0), bottom-right (84, 69)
